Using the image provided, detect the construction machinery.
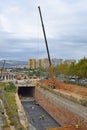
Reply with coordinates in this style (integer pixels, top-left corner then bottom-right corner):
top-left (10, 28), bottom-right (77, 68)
top-left (38, 6), bottom-right (55, 88)
top-left (0, 60), bottom-right (5, 80)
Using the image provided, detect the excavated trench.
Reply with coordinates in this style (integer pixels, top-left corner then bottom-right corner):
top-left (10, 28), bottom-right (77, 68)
top-left (18, 86), bottom-right (60, 130)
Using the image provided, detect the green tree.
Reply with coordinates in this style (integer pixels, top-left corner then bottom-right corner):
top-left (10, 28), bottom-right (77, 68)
top-left (54, 57), bottom-right (87, 79)
top-left (76, 58), bottom-right (87, 78)
top-left (68, 62), bottom-right (77, 76)
top-left (54, 63), bottom-right (69, 75)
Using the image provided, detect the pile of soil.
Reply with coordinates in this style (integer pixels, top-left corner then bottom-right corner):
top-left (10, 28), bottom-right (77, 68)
top-left (39, 80), bottom-right (87, 98)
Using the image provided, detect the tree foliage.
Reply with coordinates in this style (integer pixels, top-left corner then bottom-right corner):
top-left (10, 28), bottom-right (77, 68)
top-left (54, 63), bottom-right (69, 75)
top-left (28, 68), bottom-right (47, 77)
top-left (76, 58), bottom-right (87, 78)
top-left (54, 57), bottom-right (87, 79)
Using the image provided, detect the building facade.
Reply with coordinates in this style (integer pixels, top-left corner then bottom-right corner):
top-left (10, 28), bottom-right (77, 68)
top-left (28, 58), bottom-right (76, 69)
top-left (38, 59), bottom-right (44, 68)
top-left (28, 59), bottom-right (36, 69)
top-left (52, 58), bottom-right (63, 66)
top-left (44, 58), bottom-right (49, 68)
top-left (64, 59), bottom-right (76, 65)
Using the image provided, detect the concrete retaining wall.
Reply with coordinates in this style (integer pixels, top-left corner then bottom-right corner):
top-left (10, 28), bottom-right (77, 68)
top-left (35, 87), bottom-right (86, 127)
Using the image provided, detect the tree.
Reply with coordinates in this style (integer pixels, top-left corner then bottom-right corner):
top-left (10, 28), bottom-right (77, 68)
top-left (54, 57), bottom-right (87, 79)
top-left (54, 63), bottom-right (69, 75)
top-left (68, 62), bottom-right (77, 76)
top-left (76, 58), bottom-right (87, 78)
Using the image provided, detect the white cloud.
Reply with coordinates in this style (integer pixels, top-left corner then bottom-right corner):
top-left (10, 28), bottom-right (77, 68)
top-left (0, 15), bottom-right (10, 31)
top-left (0, 0), bottom-right (87, 60)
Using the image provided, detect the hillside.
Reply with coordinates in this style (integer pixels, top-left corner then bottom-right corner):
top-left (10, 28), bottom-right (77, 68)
top-left (0, 60), bottom-right (27, 68)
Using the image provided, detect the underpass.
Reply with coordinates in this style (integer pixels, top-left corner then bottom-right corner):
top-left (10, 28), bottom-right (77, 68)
top-left (18, 86), bottom-right (35, 97)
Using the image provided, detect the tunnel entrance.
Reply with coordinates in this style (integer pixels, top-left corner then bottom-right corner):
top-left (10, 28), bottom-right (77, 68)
top-left (18, 86), bottom-right (35, 97)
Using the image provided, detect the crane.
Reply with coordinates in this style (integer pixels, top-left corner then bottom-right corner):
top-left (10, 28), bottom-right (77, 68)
top-left (0, 60), bottom-right (5, 80)
top-left (38, 6), bottom-right (55, 88)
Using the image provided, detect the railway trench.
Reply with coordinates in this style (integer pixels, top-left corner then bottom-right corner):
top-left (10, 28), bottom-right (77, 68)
top-left (18, 86), bottom-right (60, 130)
top-left (18, 85), bottom-right (87, 129)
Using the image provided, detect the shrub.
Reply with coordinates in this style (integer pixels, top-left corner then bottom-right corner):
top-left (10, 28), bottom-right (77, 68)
top-left (4, 82), bottom-right (16, 92)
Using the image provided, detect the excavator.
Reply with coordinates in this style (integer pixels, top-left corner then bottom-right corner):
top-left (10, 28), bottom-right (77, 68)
top-left (38, 6), bottom-right (56, 88)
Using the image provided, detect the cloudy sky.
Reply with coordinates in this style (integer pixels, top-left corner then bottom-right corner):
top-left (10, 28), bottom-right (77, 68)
top-left (0, 0), bottom-right (87, 61)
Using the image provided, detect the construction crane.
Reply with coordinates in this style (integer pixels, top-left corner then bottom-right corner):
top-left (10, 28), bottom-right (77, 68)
top-left (38, 6), bottom-right (55, 88)
top-left (38, 7), bottom-right (86, 129)
top-left (0, 60), bottom-right (5, 80)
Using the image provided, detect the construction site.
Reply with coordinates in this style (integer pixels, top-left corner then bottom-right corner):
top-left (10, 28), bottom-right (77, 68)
top-left (0, 4), bottom-right (87, 130)
top-left (16, 6), bottom-right (87, 130)
top-left (13, 75), bottom-right (86, 130)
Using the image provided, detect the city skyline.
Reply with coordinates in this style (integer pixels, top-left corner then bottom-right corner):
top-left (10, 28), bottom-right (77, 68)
top-left (0, 0), bottom-right (87, 61)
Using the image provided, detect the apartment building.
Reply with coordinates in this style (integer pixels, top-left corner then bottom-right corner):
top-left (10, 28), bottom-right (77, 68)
top-left (64, 59), bottom-right (76, 65)
top-left (28, 59), bottom-right (36, 69)
top-left (44, 58), bottom-right (49, 68)
top-left (38, 59), bottom-right (44, 68)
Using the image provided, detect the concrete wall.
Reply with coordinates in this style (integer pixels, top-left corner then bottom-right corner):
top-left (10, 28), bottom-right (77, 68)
top-left (35, 87), bottom-right (86, 127)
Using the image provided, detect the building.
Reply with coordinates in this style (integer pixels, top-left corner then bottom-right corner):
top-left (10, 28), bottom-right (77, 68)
top-left (52, 59), bottom-right (63, 66)
top-left (28, 59), bottom-right (36, 69)
top-left (38, 59), bottom-right (44, 68)
top-left (64, 59), bottom-right (76, 65)
top-left (27, 58), bottom-right (76, 69)
top-left (44, 58), bottom-right (49, 68)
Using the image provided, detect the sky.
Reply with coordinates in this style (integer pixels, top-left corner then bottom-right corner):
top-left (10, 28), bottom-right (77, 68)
top-left (0, 0), bottom-right (87, 61)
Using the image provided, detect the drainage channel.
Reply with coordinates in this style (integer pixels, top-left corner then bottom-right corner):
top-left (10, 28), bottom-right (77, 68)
top-left (21, 100), bottom-right (60, 130)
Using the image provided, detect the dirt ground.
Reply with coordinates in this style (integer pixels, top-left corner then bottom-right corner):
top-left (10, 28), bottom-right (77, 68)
top-left (39, 80), bottom-right (87, 98)
top-left (47, 126), bottom-right (87, 130)
top-left (39, 80), bottom-right (87, 130)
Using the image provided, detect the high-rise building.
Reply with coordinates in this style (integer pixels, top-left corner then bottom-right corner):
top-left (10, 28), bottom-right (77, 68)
top-left (28, 59), bottom-right (36, 69)
top-left (44, 58), bottom-right (49, 68)
top-left (52, 58), bottom-right (63, 66)
top-left (27, 58), bottom-right (76, 69)
top-left (64, 59), bottom-right (76, 64)
top-left (38, 59), bottom-right (44, 68)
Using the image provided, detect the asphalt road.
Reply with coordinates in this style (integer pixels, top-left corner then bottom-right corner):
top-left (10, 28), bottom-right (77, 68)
top-left (22, 100), bottom-right (60, 130)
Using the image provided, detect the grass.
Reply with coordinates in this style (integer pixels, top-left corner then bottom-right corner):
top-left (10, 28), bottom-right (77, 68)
top-left (0, 93), bottom-right (11, 130)
top-left (0, 81), bottom-right (28, 130)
